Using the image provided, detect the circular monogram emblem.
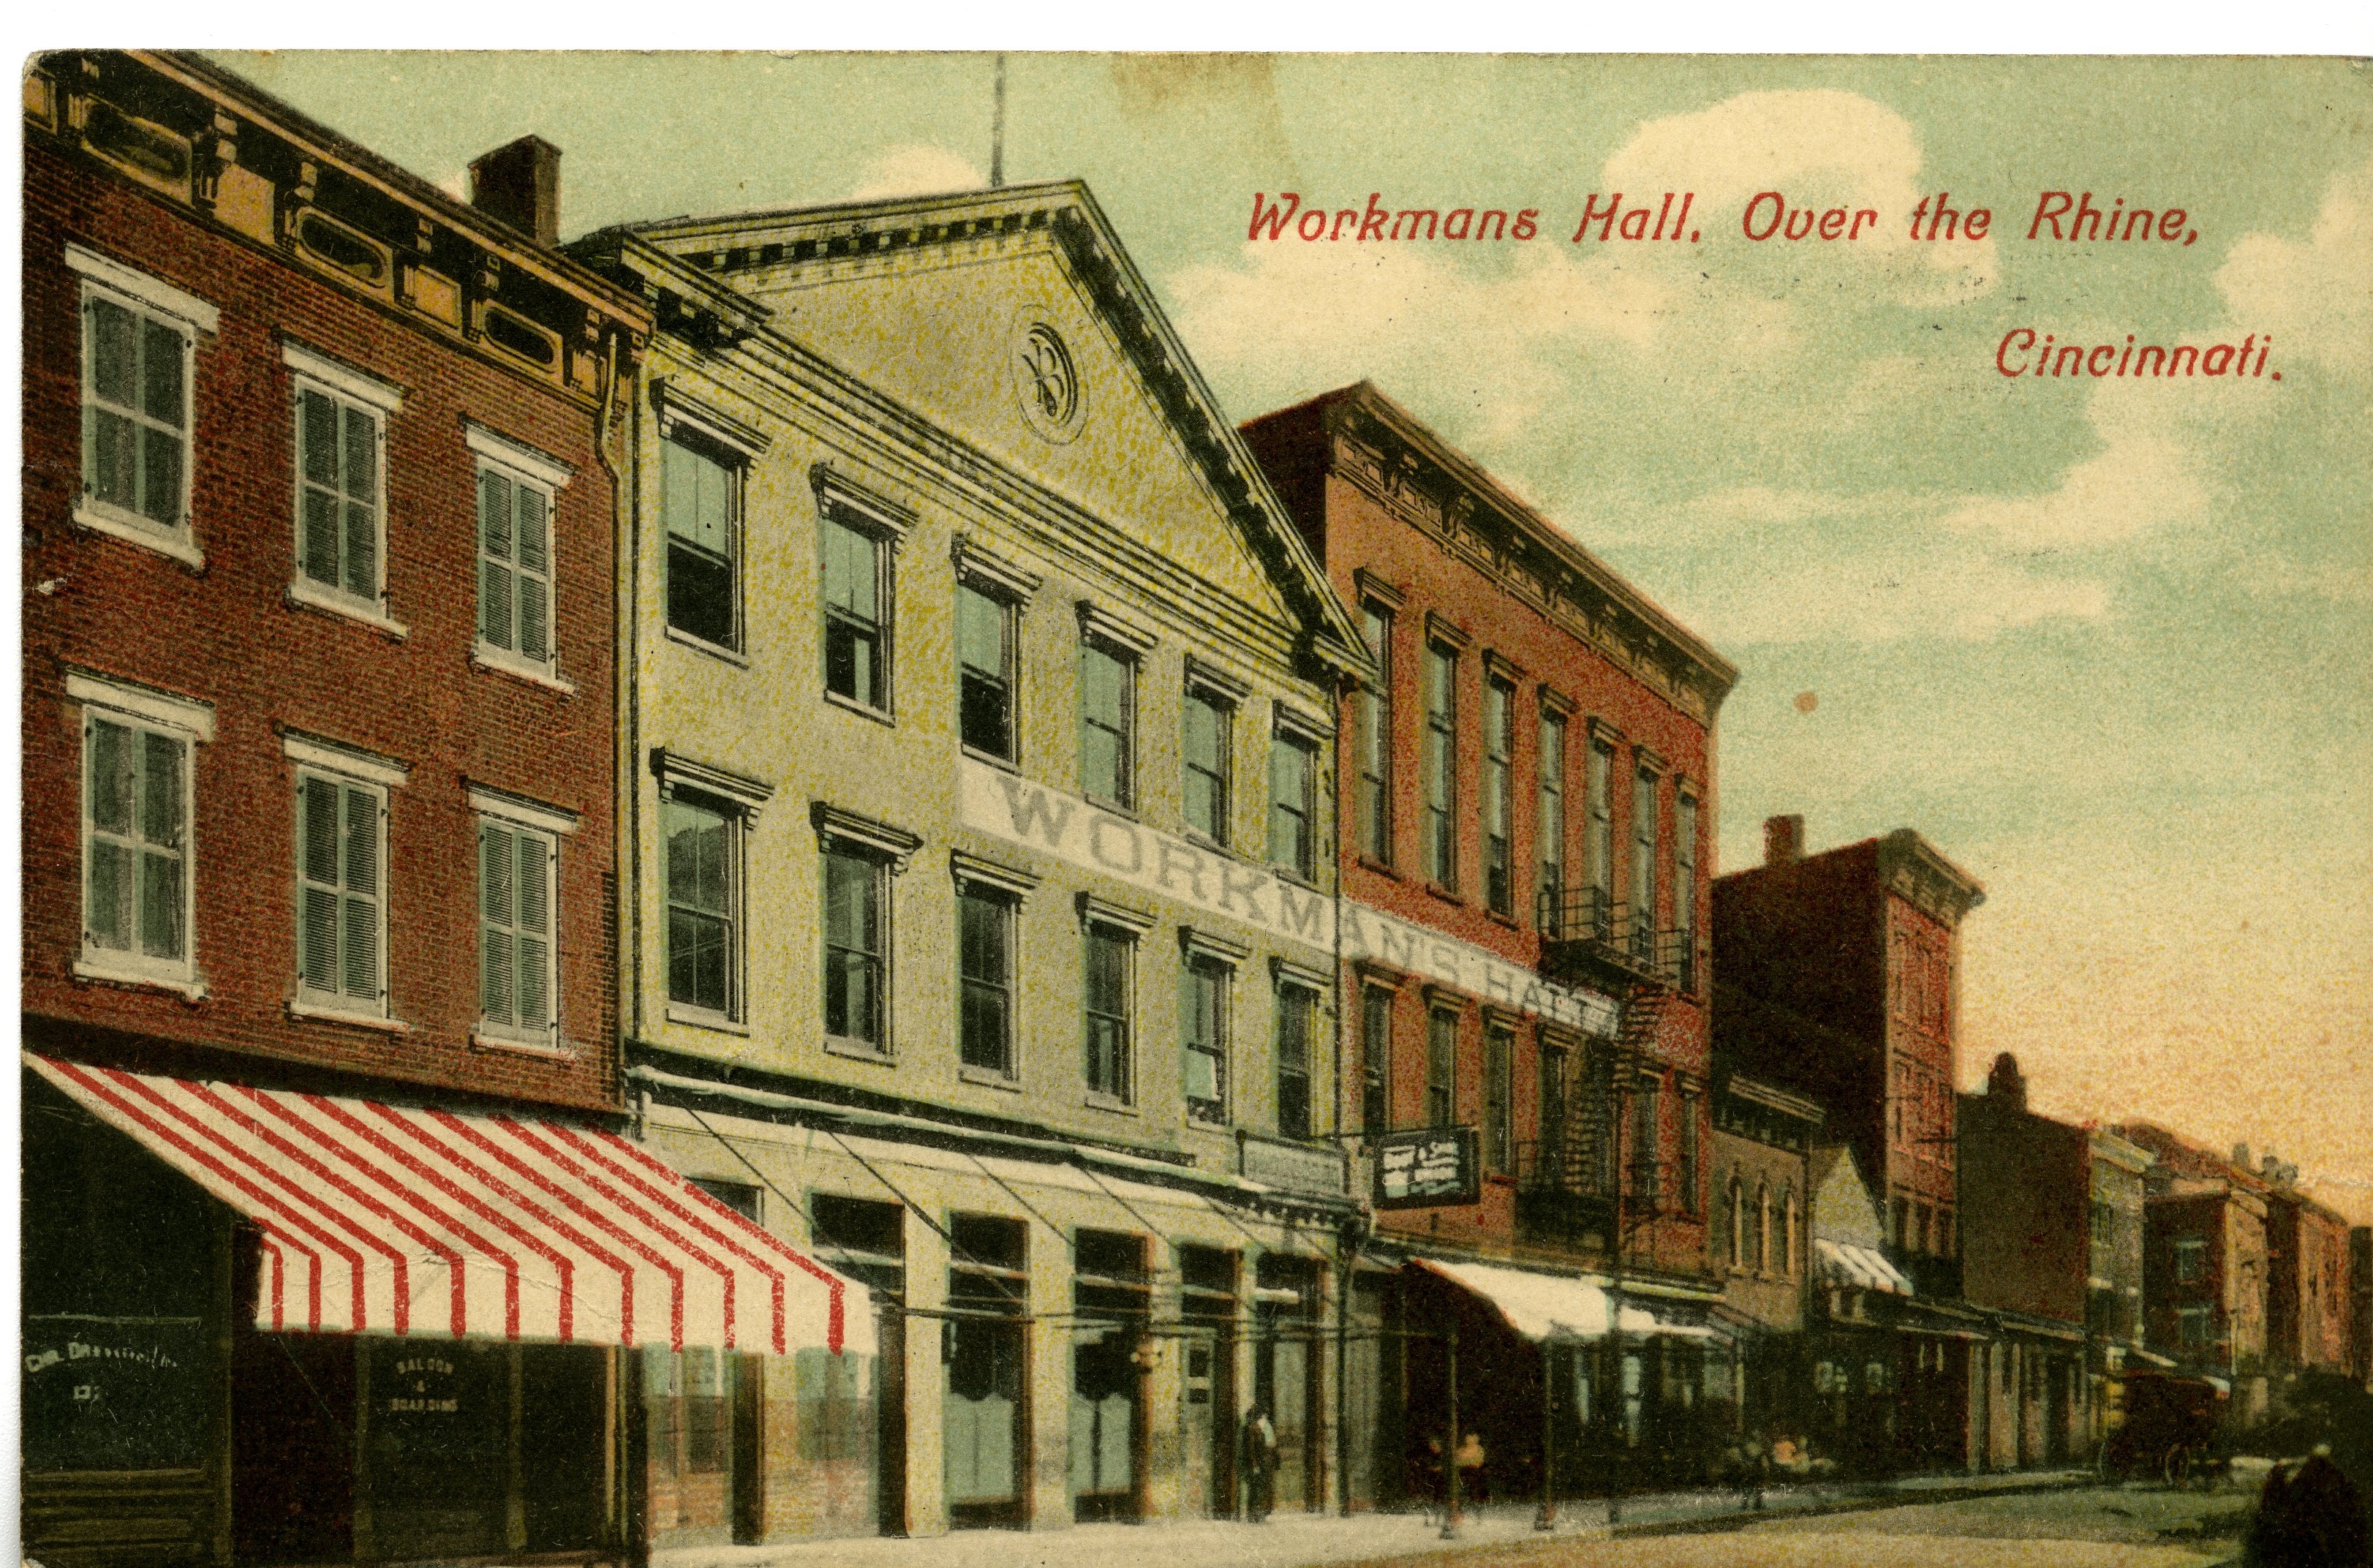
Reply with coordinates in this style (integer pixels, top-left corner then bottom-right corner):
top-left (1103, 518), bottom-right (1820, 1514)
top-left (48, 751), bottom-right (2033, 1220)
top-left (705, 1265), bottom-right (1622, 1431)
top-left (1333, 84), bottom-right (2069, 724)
top-left (1011, 315), bottom-right (1085, 442)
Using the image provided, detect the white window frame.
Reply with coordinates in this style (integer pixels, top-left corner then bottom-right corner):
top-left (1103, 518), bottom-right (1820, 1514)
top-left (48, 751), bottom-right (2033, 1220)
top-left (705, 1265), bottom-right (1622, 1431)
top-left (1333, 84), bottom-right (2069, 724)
top-left (283, 341), bottom-right (404, 636)
top-left (655, 752), bottom-right (772, 1035)
top-left (467, 423), bottom-right (574, 693)
top-left (660, 417), bottom-right (747, 660)
top-left (470, 785), bottom-right (576, 1055)
top-left (69, 245), bottom-right (214, 568)
top-left (69, 671), bottom-right (212, 998)
top-left (284, 734), bottom-right (407, 1028)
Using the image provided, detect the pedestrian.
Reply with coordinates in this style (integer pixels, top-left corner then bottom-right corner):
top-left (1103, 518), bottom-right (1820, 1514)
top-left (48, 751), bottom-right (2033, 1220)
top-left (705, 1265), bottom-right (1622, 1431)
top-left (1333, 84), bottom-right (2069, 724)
top-left (1456, 1430), bottom-right (1488, 1504)
top-left (2248, 1446), bottom-right (2370, 1568)
top-left (1243, 1403), bottom-right (1278, 1523)
top-left (1417, 1435), bottom-right (1447, 1526)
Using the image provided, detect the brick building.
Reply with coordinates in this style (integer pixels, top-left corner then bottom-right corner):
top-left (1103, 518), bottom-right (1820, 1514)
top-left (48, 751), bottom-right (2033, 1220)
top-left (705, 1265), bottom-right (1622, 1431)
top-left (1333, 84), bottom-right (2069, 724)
top-left (1710, 1075), bottom-right (1823, 1441)
top-left (2260, 1169), bottom-right (2354, 1377)
top-left (23, 52), bottom-right (856, 1568)
top-left (2119, 1123), bottom-right (2271, 1413)
top-left (1241, 382), bottom-right (1739, 1503)
top-left (1712, 815), bottom-right (1989, 1474)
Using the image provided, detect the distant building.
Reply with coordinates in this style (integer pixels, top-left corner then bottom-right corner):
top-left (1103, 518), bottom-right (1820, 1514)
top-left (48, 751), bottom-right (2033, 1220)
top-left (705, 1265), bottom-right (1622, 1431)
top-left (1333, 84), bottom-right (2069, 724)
top-left (1711, 1075), bottom-right (1822, 1439)
top-left (1957, 1053), bottom-right (2150, 1468)
top-left (2350, 1228), bottom-right (2372, 1390)
top-left (2252, 1159), bottom-right (2354, 1378)
top-left (1714, 815), bottom-right (1988, 1474)
top-left (2119, 1122), bottom-right (2272, 1414)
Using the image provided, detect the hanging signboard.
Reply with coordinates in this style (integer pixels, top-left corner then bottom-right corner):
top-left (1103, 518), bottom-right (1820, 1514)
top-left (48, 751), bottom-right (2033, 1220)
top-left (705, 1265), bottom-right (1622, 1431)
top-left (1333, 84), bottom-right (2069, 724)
top-left (1373, 1128), bottom-right (1481, 1208)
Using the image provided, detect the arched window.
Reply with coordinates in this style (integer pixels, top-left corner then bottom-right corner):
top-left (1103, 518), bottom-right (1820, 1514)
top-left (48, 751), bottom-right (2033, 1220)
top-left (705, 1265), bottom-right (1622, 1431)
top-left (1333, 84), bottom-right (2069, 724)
top-left (1755, 1182), bottom-right (1772, 1274)
top-left (1727, 1173), bottom-right (1746, 1269)
top-left (1782, 1185), bottom-right (1799, 1278)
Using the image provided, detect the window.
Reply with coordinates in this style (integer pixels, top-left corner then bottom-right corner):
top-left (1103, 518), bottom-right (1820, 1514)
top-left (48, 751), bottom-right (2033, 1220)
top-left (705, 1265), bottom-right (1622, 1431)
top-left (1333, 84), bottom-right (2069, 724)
top-left (1586, 735), bottom-right (1615, 935)
top-left (957, 883), bottom-right (1014, 1076)
top-left (287, 350), bottom-right (394, 617)
top-left (1182, 956), bottom-right (1229, 1123)
top-left (1079, 639), bottom-right (1135, 808)
top-left (78, 266), bottom-right (197, 550)
top-left (1728, 1175), bottom-right (1746, 1268)
top-left (2175, 1237), bottom-right (2207, 1284)
top-left (1182, 684), bottom-right (1231, 843)
top-left (1483, 677), bottom-right (1514, 916)
top-left (1630, 1077), bottom-right (1660, 1205)
top-left (1679, 1089), bottom-right (1701, 1215)
top-left (1423, 644), bottom-right (1457, 888)
top-left (2178, 1305), bottom-right (2212, 1348)
top-left (1630, 766), bottom-right (1659, 965)
top-left (1267, 727), bottom-right (1316, 879)
top-left (1756, 1183), bottom-right (1773, 1273)
top-left (1675, 793), bottom-right (1699, 990)
top-left (1360, 985), bottom-right (1392, 1134)
top-left (1275, 981), bottom-right (1316, 1140)
top-left (1482, 1023), bottom-right (1512, 1175)
top-left (1539, 1042), bottom-right (1569, 1167)
top-left (1893, 1196), bottom-right (1912, 1252)
top-left (1084, 924), bottom-right (1135, 1103)
top-left (665, 794), bottom-right (739, 1020)
top-left (824, 845), bottom-right (889, 1052)
top-left (663, 430), bottom-right (739, 651)
top-left (1425, 1008), bottom-right (1457, 1129)
top-left (477, 462), bottom-right (555, 671)
top-left (295, 767), bottom-right (387, 1015)
top-left (1783, 1187), bottom-right (1799, 1278)
top-left (823, 507), bottom-right (891, 710)
top-left (478, 815), bottom-right (557, 1045)
top-left (1357, 606), bottom-right (1392, 862)
top-left (79, 692), bottom-right (201, 989)
top-left (958, 582), bottom-right (1015, 760)
top-left (1538, 711), bottom-right (1566, 930)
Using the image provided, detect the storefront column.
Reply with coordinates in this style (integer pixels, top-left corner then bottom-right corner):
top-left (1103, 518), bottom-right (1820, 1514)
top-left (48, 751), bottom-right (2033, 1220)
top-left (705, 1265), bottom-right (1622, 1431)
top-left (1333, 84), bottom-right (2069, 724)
top-left (210, 1212), bottom-right (235, 1568)
top-left (1145, 1297), bottom-right (1186, 1520)
top-left (507, 1346), bottom-right (528, 1552)
top-left (1025, 1235), bottom-right (1074, 1529)
top-left (352, 1344), bottom-right (376, 1564)
top-left (905, 1222), bottom-right (951, 1537)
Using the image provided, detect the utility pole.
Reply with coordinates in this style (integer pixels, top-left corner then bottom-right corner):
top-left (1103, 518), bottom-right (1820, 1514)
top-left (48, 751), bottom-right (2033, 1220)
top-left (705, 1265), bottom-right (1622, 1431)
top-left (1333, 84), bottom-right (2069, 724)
top-left (1441, 1321), bottom-right (1462, 1539)
top-left (989, 53), bottom-right (1007, 189)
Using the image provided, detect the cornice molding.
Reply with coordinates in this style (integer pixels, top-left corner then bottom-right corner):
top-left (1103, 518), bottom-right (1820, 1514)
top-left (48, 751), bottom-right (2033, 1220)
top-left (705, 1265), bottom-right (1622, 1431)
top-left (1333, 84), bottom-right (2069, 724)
top-left (652, 747), bottom-right (774, 815)
top-left (812, 802), bottom-right (923, 872)
top-left (1877, 829), bottom-right (1987, 928)
top-left (952, 535), bottom-right (1044, 605)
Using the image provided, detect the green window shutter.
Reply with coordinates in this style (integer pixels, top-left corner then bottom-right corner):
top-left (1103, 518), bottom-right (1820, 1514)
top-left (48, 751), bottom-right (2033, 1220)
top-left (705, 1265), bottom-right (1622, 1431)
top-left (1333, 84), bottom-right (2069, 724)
top-left (517, 829), bottom-right (551, 1031)
top-left (481, 822), bottom-right (514, 1024)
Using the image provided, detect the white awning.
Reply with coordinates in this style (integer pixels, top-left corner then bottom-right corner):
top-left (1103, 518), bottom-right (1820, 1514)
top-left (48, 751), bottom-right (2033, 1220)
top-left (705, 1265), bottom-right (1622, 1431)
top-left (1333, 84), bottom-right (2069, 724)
top-left (1816, 1239), bottom-right (1913, 1295)
top-left (31, 1054), bottom-right (872, 1356)
top-left (1410, 1257), bottom-right (1723, 1343)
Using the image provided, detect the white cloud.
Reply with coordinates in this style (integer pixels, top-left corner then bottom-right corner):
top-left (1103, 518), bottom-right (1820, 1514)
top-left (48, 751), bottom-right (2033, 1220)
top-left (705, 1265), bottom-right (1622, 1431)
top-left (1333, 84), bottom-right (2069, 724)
top-left (1678, 540), bottom-right (2110, 645)
top-left (846, 145), bottom-right (986, 201)
top-left (1937, 394), bottom-right (2211, 551)
top-left (1170, 241), bottom-right (1670, 442)
top-left (1605, 90), bottom-right (1996, 304)
top-left (2217, 151), bottom-right (2373, 374)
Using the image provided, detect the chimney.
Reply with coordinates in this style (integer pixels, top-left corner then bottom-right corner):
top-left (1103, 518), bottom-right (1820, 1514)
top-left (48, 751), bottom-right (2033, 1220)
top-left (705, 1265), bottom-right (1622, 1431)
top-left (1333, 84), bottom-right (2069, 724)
top-left (1764, 814), bottom-right (1804, 867)
top-left (2233, 1142), bottom-right (2252, 1172)
top-left (1986, 1052), bottom-right (2027, 1112)
top-left (469, 136), bottom-right (562, 247)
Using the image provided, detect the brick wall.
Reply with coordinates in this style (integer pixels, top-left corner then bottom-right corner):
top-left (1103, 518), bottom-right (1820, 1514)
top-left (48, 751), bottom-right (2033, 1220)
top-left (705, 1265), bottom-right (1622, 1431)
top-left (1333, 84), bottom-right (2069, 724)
top-left (23, 141), bottom-right (619, 1115)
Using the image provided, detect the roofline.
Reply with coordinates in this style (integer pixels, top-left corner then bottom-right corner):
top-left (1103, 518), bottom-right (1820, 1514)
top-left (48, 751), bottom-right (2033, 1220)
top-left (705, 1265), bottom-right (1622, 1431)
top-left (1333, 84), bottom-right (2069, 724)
top-left (1262, 380), bottom-right (1738, 698)
top-left (619, 181), bottom-right (1372, 679)
top-left (1713, 827), bottom-right (1988, 912)
top-left (141, 50), bottom-right (648, 326)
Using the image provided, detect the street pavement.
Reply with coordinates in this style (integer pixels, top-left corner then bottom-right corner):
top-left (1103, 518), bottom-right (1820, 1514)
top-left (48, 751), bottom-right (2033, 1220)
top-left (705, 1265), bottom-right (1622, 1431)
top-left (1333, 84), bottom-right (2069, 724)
top-left (647, 1465), bottom-right (2263, 1568)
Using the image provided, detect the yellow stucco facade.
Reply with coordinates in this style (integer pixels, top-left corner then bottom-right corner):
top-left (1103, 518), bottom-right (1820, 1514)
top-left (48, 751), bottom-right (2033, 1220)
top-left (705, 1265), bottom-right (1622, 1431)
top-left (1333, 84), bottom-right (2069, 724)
top-left (574, 182), bottom-right (1378, 1547)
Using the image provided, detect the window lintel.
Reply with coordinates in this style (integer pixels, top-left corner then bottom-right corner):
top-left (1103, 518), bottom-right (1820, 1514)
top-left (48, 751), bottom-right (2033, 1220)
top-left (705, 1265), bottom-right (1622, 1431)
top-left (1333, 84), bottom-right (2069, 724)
top-left (1180, 924), bottom-right (1250, 968)
top-left (1078, 600), bottom-right (1157, 657)
top-left (811, 802), bottom-right (921, 871)
top-left (67, 243), bottom-right (219, 334)
top-left (464, 422), bottom-right (574, 489)
top-left (1271, 954), bottom-right (1331, 994)
top-left (466, 782), bottom-right (579, 837)
top-left (951, 848), bottom-right (1040, 899)
top-left (952, 535), bottom-right (1043, 603)
top-left (812, 463), bottom-right (913, 541)
top-left (64, 668), bottom-right (215, 743)
top-left (279, 726), bottom-right (408, 788)
top-left (281, 339), bottom-right (404, 413)
top-left (1077, 892), bottom-right (1155, 935)
top-left (654, 378), bottom-right (769, 455)
top-left (652, 747), bottom-right (774, 815)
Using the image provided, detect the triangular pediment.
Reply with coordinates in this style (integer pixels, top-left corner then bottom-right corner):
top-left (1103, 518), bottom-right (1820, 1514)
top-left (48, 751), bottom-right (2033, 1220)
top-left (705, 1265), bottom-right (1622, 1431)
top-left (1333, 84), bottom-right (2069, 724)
top-left (629, 183), bottom-right (1364, 676)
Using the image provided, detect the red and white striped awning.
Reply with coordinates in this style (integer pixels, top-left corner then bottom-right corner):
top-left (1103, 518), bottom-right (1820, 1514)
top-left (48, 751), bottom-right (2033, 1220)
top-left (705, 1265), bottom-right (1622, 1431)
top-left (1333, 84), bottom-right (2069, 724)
top-left (29, 1054), bottom-right (869, 1357)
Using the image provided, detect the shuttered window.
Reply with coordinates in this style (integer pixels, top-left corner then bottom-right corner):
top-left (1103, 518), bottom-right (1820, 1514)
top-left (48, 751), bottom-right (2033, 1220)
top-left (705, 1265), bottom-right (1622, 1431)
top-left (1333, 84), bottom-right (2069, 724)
top-left (82, 290), bottom-right (190, 532)
top-left (480, 819), bottom-right (557, 1042)
top-left (665, 794), bottom-right (738, 1019)
top-left (295, 383), bottom-right (381, 604)
top-left (83, 715), bottom-right (189, 969)
top-left (477, 464), bottom-right (554, 668)
top-left (295, 770), bottom-right (385, 1011)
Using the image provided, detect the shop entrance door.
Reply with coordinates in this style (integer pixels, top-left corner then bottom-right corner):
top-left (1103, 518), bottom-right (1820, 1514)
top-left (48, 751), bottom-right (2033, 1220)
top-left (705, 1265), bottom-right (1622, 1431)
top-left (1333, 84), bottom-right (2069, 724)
top-left (364, 1338), bottom-right (510, 1560)
top-left (1179, 1247), bottom-right (1238, 1519)
top-left (231, 1330), bottom-right (355, 1564)
top-left (946, 1215), bottom-right (1029, 1528)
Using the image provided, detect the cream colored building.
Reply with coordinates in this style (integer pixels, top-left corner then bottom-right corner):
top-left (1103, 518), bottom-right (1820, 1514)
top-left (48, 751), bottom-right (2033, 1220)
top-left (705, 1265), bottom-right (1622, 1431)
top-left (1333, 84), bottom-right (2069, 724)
top-left (570, 183), bottom-right (1373, 1549)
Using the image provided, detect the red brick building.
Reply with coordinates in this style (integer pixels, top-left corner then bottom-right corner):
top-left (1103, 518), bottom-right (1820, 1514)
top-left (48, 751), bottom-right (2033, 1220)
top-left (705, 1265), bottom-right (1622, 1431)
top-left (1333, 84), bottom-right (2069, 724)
top-left (2263, 1175), bottom-right (2354, 1377)
top-left (1242, 382), bottom-right (1737, 1501)
top-left (2117, 1123), bottom-right (2273, 1402)
top-left (1711, 815), bottom-right (1988, 1472)
top-left (10, 52), bottom-right (861, 1568)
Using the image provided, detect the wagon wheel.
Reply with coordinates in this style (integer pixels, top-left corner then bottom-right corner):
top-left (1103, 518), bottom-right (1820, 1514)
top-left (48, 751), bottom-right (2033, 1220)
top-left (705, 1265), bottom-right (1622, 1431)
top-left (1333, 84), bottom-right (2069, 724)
top-left (2162, 1444), bottom-right (2194, 1488)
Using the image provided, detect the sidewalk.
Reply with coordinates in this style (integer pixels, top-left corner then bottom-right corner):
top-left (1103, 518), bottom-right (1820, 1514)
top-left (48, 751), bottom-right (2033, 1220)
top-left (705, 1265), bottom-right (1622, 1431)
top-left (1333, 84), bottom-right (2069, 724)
top-left (649, 1469), bottom-right (2099, 1568)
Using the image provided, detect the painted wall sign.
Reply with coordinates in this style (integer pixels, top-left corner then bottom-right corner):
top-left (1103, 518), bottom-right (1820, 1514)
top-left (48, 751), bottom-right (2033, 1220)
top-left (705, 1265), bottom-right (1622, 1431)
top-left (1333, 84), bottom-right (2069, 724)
top-left (959, 758), bottom-right (1620, 1037)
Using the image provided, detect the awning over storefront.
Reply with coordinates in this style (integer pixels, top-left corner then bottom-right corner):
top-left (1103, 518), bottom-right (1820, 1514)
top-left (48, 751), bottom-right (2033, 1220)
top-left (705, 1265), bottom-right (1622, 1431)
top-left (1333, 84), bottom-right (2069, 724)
top-left (29, 1054), bottom-right (870, 1356)
top-left (1409, 1256), bottom-right (1724, 1343)
top-left (1815, 1239), bottom-right (1913, 1295)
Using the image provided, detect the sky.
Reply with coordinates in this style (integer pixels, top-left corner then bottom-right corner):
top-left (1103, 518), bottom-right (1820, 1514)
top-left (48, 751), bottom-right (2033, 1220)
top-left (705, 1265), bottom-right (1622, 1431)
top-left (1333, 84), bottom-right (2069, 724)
top-left (212, 53), bottom-right (2373, 1221)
